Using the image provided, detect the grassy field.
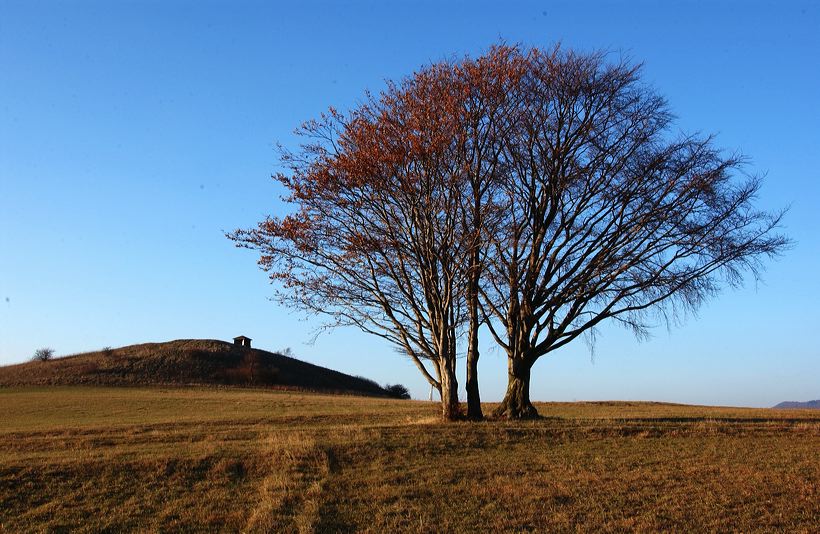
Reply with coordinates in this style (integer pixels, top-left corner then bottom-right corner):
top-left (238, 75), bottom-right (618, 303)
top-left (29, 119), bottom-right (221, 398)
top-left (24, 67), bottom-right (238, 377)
top-left (0, 387), bottom-right (818, 532)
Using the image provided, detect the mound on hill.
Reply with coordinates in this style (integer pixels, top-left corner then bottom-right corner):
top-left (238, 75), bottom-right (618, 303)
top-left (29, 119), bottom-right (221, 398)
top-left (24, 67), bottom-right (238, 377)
top-left (773, 400), bottom-right (820, 409)
top-left (0, 339), bottom-right (390, 396)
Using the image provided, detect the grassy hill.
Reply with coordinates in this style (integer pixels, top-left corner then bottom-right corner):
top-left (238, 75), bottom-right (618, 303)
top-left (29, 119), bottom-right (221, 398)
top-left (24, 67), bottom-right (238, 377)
top-left (0, 387), bottom-right (818, 532)
top-left (0, 339), bottom-right (390, 397)
top-left (774, 400), bottom-right (820, 409)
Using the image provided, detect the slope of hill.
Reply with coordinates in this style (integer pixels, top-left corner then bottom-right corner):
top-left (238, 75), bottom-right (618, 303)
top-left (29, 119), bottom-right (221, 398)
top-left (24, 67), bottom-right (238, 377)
top-left (0, 339), bottom-right (389, 396)
top-left (773, 400), bottom-right (820, 409)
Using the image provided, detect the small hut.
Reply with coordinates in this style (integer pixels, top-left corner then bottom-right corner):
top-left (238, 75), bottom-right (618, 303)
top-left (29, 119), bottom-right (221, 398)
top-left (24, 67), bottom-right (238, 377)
top-left (233, 335), bottom-right (252, 349)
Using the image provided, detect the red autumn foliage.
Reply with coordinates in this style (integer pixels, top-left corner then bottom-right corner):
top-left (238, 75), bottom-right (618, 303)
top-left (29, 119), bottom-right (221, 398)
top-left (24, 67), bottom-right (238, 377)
top-left (230, 44), bottom-right (787, 420)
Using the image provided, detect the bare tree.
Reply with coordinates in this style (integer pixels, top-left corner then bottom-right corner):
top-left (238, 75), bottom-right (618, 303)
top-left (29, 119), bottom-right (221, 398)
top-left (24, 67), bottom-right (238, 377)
top-left (482, 46), bottom-right (789, 418)
top-left (229, 66), bottom-right (475, 420)
top-left (454, 46), bottom-right (526, 419)
top-left (32, 348), bottom-right (54, 362)
top-left (231, 44), bottom-right (787, 421)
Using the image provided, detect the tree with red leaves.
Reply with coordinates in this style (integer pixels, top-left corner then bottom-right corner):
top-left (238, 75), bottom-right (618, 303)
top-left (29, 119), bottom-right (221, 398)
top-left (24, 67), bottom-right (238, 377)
top-left (231, 44), bottom-right (787, 421)
top-left (229, 64), bottom-right (478, 420)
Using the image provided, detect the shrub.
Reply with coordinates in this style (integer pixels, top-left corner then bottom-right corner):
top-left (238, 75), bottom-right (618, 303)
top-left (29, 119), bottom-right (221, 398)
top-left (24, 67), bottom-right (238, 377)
top-left (102, 346), bottom-right (114, 358)
top-left (32, 348), bottom-right (54, 362)
top-left (385, 383), bottom-right (411, 400)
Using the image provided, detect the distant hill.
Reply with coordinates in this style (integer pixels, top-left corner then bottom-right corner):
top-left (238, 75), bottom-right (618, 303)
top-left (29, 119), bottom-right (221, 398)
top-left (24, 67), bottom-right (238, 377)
top-left (772, 400), bottom-right (820, 410)
top-left (0, 339), bottom-right (391, 397)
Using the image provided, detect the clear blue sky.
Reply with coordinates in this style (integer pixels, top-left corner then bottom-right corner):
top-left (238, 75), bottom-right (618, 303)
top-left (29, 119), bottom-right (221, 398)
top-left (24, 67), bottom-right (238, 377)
top-left (1, 1), bottom-right (817, 407)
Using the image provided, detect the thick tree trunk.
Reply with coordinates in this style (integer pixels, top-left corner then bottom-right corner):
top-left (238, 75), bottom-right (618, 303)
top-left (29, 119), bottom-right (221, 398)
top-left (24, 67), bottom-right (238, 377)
top-left (492, 358), bottom-right (538, 419)
top-left (465, 344), bottom-right (482, 419)
top-left (439, 360), bottom-right (461, 421)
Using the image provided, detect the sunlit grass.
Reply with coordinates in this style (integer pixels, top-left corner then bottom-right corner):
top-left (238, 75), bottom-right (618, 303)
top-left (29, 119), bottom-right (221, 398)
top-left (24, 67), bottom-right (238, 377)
top-left (1, 387), bottom-right (817, 532)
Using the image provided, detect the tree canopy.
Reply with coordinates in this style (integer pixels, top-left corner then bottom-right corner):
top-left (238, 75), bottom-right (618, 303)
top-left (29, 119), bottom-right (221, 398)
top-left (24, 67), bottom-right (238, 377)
top-left (230, 44), bottom-right (787, 420)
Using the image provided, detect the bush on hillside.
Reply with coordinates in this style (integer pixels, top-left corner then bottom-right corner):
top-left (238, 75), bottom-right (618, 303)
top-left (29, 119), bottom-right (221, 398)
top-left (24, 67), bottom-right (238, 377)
top-left (32, 348), bottom-right (55, 362)
top-left (385, 383), bottom-right (411, 400)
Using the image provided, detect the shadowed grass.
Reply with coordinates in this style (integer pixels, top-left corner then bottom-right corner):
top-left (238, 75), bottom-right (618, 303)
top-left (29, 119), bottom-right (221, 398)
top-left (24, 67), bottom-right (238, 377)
top-left (0, 339), bottom-right (391, 398)
top-left (1, 387), bottom-right (817, 532)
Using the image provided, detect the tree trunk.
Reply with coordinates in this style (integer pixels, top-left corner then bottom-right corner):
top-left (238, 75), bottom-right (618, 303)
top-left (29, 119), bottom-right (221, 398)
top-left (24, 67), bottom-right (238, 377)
top-left (492, 357), bottom-right (538, 419)
top-left (465, 343), bottom-right (482, 419)
top-left (465, 269), bottom-right (483, 419)
top-left (439, 360), bottom-right (461, 421)
top-left (466, 244), bottom-right (484, 420)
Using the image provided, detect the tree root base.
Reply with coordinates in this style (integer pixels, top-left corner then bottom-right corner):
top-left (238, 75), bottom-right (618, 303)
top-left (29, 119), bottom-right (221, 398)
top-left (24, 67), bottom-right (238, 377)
top-left (491, 403), bottom-right (540, 420)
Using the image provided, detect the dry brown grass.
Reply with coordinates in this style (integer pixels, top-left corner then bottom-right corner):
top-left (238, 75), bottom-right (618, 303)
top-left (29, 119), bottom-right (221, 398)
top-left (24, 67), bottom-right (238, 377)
top-left (0, 387), bottom-right (818, 532)
top-left (0, 339), bottom-right (391, 398)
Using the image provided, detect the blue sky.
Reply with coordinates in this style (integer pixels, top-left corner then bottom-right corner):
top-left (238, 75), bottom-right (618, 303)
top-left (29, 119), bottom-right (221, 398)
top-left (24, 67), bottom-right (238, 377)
top-left (1, 1), bottom-right (817, 407)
